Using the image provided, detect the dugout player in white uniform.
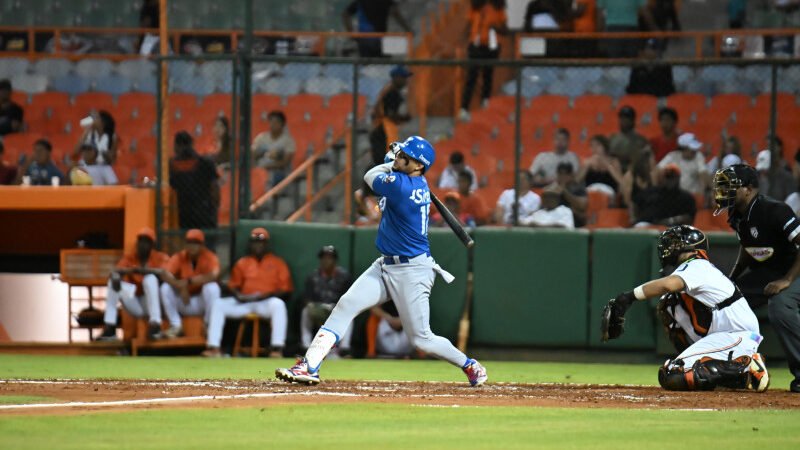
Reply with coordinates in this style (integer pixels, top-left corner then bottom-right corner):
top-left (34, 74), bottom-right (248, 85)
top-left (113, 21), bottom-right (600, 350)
top-left (602, 225), bottom-right (769, 392)
top-left (714, 164), bottom-right (800, 393)
top-left (276, 136), bottom-right (488, 386)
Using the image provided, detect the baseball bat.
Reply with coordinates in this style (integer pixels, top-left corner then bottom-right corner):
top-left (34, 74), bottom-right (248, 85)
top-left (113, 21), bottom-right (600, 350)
top-left (430, 192), bottom-right (475, 248)
top-left (457, 269), bottom-right (474, 352)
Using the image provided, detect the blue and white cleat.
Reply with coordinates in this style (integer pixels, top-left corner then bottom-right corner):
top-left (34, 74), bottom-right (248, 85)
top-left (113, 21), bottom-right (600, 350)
top-left (275, 357), bottom-right (320, 385)
top-left (463, 358), bottom-right (488, 387)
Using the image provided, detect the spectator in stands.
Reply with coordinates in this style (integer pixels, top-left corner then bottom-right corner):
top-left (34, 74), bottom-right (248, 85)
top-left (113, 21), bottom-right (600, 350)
top-left (707, 135), bottom-right (742, 173)
top-left (494, 170), bottom-right (541, 225)
top-left (728, 0), bottom-right (746, 28)
top-left (577, 135), bottom-right (623, 196)
top-left (609, 105), bottom-right (648, 172)
top-left (432, 192), bottom-right (476, 228)
top-left (552, 162), bottom-right (588, 226)
top-left (439, 151), bottom-right (478, 192)
top-left (597, 0), bottom-right (649, 57)
top-left (620, 149), bottom-right (656, 211)
top-left (0, 140), bottom-right (18, 185)
top-left (159, 229), bottom-right (220, 339)
top-left (371, 303), bottom-right (414, 358)
top-left (16, 139), bottom-right (65, 186)
top-left (756, 145), bottom-right (795, 203)
top-left (369, 65), bottom-right (412, 165)
top-left (524, 0), bottom-right (563, 32)
top-left (0, 79), bottom-right (22, 136)
top-left (625, 38), bottom-right (675, 97)
top-left (529, 128), bottom-right (580, 187)
top-left (457, 170), bottom-right (490, 225)
top-left (631, 164), bottom-right (696, 227)
top-left (253, 111), bottom-right (296, 186)
top-left (657, 133), bottom-right (709, 196)
top-left (69, 143), bottom-right (118, 186)
top-left (354, 185), bottom-right (382, 226)
top-left (138, 0), bottom-right (162, 55)
top-left (299, 245), bottom-right (353, 355)
top-left (97, 228), bottom-right (170, 342)
top-left (638, 0), bottom-right (680, 35)
top-left (342, 0), bottom-right (412, 57)
top-left (459, 0), bottom-right (509, 122)
top-left (211, 116), bottom-right (231, 168)
top-left (520, 185), bottom-right (576, 229)
top-left (649, 107), bottom-right (679, 162)
top-left (203, 227), bottom-right (291, 358)
top-left (572, 0), bottom-right (598, 56)
top-left (76, 110), bottom-right (119, 165)
top-left (169, 132), bottom-right (219, 230)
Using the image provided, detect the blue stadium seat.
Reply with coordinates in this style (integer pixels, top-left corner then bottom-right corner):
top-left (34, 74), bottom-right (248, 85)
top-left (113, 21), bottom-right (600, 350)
top-left (171, 76), bottom-right (216, 96)
top-left (75, 59), bottom-right (115, 80)
top-left (132, 76), bottom-right (158, 94)
top-left (564, 67), bottom-right (603, 83)
top-left (0, 58), bottom-right (30, 79)
top-left (521, 67), bottom-right (561, 85)
top-left (51, 73), bottom-right (90, 96)
top-left (322, 63), bottom-right (355, 83)
top-left (10, 73), bottom-right (48, 94)
top-left (304, 76), bottom-right (346, 97)
top-left (118, 59), bottom-right (156, 81)
top-left (94, 73), bottom-right (133, 96)
top-left (282, 62), bottom-right (322, 81)
top-left (32, 57), bottom-right (74, 78)
top-left (260, 78), bottom-right (302, 96)
top-left (355, 77), bottom-right (385, 105)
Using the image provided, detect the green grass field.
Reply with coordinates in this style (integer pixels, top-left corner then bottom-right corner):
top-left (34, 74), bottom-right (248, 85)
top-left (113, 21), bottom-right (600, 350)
top-left (0, 355), bottom-right (798, 450)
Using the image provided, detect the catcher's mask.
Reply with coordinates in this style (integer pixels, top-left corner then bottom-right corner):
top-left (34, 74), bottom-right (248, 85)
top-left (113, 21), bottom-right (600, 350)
top-left (657, 225), bottom-right (708, 269)
top-left (712, 164), bottom-right (757, 216)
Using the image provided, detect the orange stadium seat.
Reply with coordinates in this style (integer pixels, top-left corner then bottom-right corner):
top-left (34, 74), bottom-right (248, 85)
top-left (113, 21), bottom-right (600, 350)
top-left (665, 93), bottom-right (707, 120)
top-left (709, 93), bottom-right (752, 121)
top-left (591, 208), bottom-right (630, 229)
top-left (326, 93), bottom-right (367, 123)
top-left (528, 95), bottom-right (570, 115)
top-left (73, 92), bottom-right (115, 117)
top-left (252, 93), bottom-right (283, 116)
top-left (117, 118), bottom-right (155, 141)
top-left (520, 108), bottom-right (555, 131)
top-left (617, 94), bottom-right (658, 117)
top-left (754, 92), bottom-right (797, 115)
top-left (285, 94), bottom-right (325, 124)
top-left (25, 102), bottom-right (71, 135)
top-left (573, 94), bottom-right (614, 115)
top-left (167, 93), bottom-right (199, 119)
top-left (30, 91), bottom-right (70, 111)
top-left (200, 93), bottom-right (233, 121)
top-left (11, 90), bottom-right (28, 106)
top-left (484, 95), bottom-right (518, 112)
top-left (250, 167), bottom-right (269, 201)
top-left (48, 134), bottom-right (75, 164)
top-left (117, 92), bottom-right (156, 121)
top-left (474, 186), bottom-right (504, 213)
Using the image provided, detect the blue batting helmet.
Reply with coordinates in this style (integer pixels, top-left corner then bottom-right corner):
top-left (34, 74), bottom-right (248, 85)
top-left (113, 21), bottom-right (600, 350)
top-left (399, 136), bottom-right (435, 171)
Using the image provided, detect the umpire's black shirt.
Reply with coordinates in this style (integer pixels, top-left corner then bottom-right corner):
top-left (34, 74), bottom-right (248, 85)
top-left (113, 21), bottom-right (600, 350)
top-left (729, 195), bottom-right (800, 281)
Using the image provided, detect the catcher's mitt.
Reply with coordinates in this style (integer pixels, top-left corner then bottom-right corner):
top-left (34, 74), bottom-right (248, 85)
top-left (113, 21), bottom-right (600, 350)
top-left (600, 300), bottom-right (626, 342)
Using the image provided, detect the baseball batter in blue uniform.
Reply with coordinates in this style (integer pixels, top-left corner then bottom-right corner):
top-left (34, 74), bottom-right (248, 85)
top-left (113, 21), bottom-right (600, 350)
top-left (276, 136), bottom-right (488, 386)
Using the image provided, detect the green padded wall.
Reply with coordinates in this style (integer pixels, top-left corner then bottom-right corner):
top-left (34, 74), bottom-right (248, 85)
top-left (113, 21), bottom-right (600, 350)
top-left (351, 227), bottom-right (467, 341)
top-left (590, 230), bottom-right (661, 350)
top-left (471, 228), bottom-right (590, 347)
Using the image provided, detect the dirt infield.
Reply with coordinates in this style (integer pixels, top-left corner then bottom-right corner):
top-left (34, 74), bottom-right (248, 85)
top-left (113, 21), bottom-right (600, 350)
top-left (2, 379), bottom-right (799, 415)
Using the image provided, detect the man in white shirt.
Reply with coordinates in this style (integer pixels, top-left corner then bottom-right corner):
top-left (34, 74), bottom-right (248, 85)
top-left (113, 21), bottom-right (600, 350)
top-left (520, 186), bottom-right (575, 229)
top-left (70, 143), bottom-right (118, 186)
top-left (601, 225), bottom-right (769, 392)
top-left (657, 132), bottom-right (708, 195)
top-left (529, 128), bottom-right (580, 187)
top-left (494, 170), bottom-right (541, 225)
top-left (438, 151), bottom-right (478, 192)
top-left (252, 111), bottom-right (296, 186)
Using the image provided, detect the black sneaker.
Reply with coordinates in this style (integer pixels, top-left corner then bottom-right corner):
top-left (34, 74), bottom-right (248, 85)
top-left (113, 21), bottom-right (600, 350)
top-left (790, 379), bottom-right (800, 393)
top-left (147, 323), bottom-right (162, 340)
top-left (96, 325), bottom-right (118, 342)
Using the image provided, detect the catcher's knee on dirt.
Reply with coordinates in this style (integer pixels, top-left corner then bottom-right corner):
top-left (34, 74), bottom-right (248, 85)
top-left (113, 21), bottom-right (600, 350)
top-left (659, 356), bottom-right (751, 391)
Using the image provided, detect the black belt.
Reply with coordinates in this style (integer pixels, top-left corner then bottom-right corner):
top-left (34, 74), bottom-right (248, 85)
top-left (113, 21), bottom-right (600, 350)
top-left (714, 288), bottom-right (743, 311)
top-left (383, 252), bottom-right (431, 265)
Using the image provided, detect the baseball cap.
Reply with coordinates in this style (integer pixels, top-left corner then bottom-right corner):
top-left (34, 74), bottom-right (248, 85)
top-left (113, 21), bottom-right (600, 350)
top-left (618, 105), bottom-right (636, 118)
top-left (731, 163), bottom-right (759, 188)
top-left (663, 163), bottom-right (681, 176)
top-left (677, 133), bottom-right (703, 151)
top-left (185, 229), bottom-right (205, 244)
top-left (318, 245), bottom-right (338, 259)
top-left (390, 65), bottom-right (413, 78)
top-left (250, 227), bottom-right (269, 241)
top-left (136, 227), bottom-right (156, 242)
top-left (722, 154), bottom-right (742, 168)
top-left (755, 149), bottom-right (771, 171)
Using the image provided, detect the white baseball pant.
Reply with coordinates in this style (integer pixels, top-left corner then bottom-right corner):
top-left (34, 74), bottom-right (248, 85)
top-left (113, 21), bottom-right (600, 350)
top-left (667, 303), bottom-right (703, 345)
top-left (300, 305), bottom-right (352, 350)
top-left (104, 274), bottom-right (162, 326)
top-left (206, 296), bottom-right (288, 348)
top-left (376, 318), bottom-right (413, 357)
top-left (160, 282), bottom-right (220, 327)
top-left (667, 331), bottom-right (763, 371)
top-left (313, 256), bottom-right (467, 368)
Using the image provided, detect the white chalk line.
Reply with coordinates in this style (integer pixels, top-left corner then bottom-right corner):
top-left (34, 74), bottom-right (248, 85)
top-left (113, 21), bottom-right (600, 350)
top-left (0, 391), bottom-right (362, 411)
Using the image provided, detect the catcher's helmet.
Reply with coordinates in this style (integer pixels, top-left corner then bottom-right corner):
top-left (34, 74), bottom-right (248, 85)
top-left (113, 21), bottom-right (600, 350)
top-left (399, 136), bottom-right (435, 171)
top-left (657, 225), bottom-right (708, 268)
top-left (712, 164), bottom-right (758, 216)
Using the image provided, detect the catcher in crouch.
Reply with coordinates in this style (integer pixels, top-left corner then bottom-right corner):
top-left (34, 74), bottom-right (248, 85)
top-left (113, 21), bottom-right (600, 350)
top-left (601, 225), bottom-right (770, 392)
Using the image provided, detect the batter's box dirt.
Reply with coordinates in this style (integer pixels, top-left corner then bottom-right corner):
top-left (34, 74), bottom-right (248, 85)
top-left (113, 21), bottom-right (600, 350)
top-left (1, 379), bottom-right (798, 415)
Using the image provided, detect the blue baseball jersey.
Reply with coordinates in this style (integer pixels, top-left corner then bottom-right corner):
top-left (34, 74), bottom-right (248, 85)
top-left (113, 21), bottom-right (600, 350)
top-left (371, 170), bottom-right (431, 257)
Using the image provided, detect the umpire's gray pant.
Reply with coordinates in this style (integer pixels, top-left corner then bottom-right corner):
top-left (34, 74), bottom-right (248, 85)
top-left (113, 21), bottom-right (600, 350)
top-left (768, 277), bottom-right (800, 381)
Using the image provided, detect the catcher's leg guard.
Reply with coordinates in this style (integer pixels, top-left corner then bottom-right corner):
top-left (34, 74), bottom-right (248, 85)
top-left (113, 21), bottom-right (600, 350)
top-left (658, 354), bottom-right (751, 391)
top-left (658, 360), bottom-right (696, 391)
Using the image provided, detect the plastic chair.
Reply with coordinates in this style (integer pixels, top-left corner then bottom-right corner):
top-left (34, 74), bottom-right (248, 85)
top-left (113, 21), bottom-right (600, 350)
top-left (528, 94), bottom-right (570, 115)
top-left (285, 94), bottom-right (325, 122)
top-left (0, 57), bottom-right (30, 79)
top-left (709, 93), bottom-right (752, 120)
top-left (617, 94), bottom-right (658, 117)
top-left (282, 62), bottom-right (321, 81)
top-left (591, 208), bottom-right (630, 229)
top-left (167, 93), bottom-right (199, 117)
top-left (326, 93), bottom-right (367, 122)
top-left (322, 63), bottom-right (355, 82)
top-left (73, 92), bottom-right (115, 117)
top-left (260, 78), bottom-right (302, 96)
top-left (117, 92), bottom-right (156, 121)
top-left (11, 91), bottom-right (28, 106)
top-left (199, 93), bottom-right (233, 121)
top-left (754, 92), bottom-right (797, 115)
top-left (75, 59), bottom-right (115, 80)
top-left (665, 93), bottom-right (707, 122)
top-left (573, 94), bottom-right (614, 115)
top-left (94, 73), bottom-right (133, 97)
top-left (117, 59), bottom-right (156, 81)
top-left (304, 76), bottom-right (346, 97)
top-left (32, 57), bottom-right (74, 79)
top-left (10, 74), bottom-right (48, 94)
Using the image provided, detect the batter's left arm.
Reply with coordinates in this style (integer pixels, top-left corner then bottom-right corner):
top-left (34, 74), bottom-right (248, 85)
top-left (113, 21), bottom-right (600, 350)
top-left (364, 162), bottom-right (394, 190)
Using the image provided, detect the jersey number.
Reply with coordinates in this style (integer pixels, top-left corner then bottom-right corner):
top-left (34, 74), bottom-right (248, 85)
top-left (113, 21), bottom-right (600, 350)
top-left (420, 205), bottom-right (430, 236)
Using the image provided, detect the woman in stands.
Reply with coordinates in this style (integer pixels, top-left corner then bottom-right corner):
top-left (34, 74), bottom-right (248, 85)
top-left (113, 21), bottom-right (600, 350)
top-left (210, 116), bottom-right (231, 168)
top-left (75, 110), bottom-right (119, 165)
top-left (707, 135), bottom-right (742, 174)
top-left (576, 135), bottom-right (624, 198)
